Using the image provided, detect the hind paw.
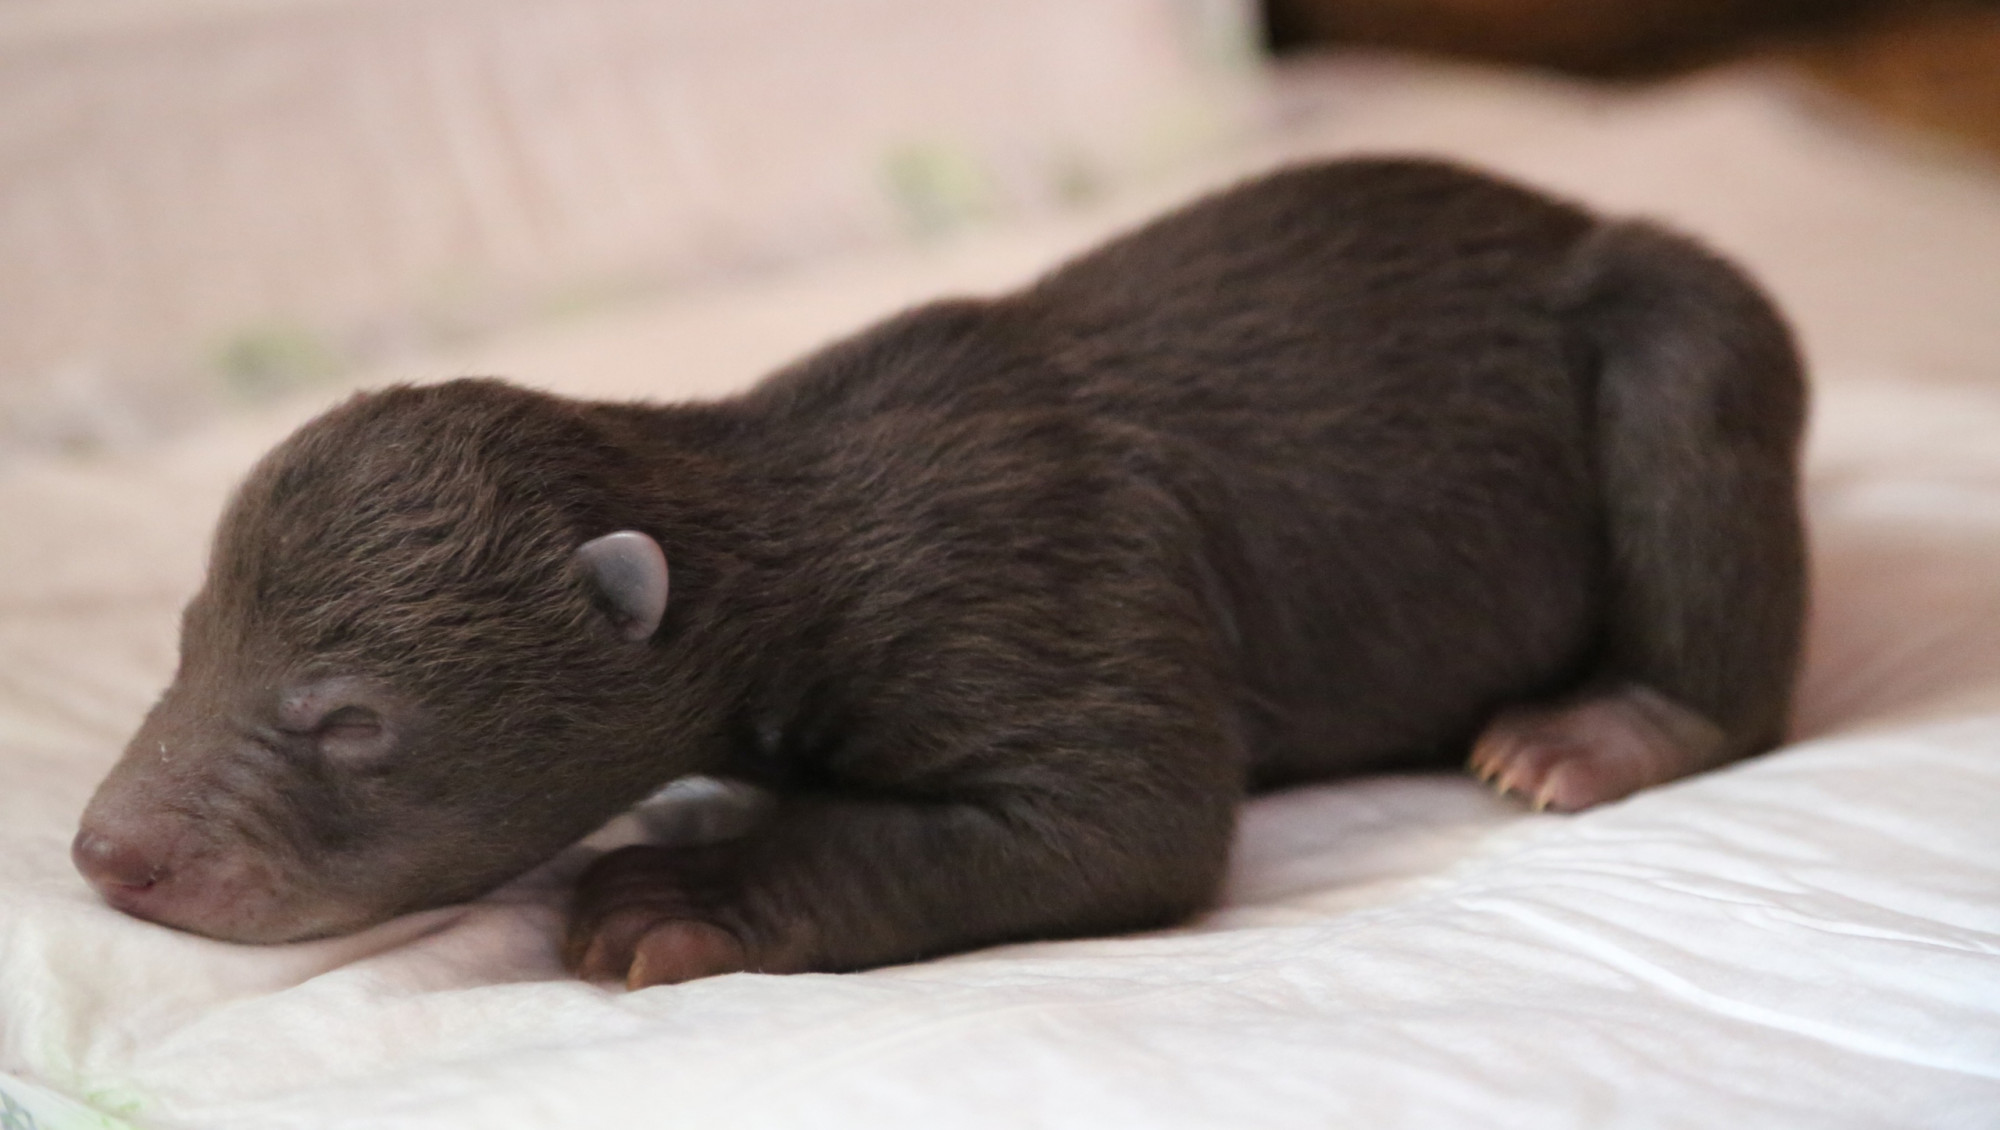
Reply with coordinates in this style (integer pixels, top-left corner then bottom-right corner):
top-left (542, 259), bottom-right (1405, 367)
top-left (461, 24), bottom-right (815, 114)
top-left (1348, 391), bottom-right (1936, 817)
top-left (1469, 686), bottom-right (1725, 812)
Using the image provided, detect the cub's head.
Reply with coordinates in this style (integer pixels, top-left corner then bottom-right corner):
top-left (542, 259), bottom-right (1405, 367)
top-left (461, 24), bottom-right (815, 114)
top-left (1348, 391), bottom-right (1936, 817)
top-left (74, 380), bottom-right (686, 943)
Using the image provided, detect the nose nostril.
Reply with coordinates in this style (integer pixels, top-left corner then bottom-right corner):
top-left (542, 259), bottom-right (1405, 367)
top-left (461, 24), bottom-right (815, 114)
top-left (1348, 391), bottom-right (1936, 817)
top-left (71, 828), bottom-right (165, 893)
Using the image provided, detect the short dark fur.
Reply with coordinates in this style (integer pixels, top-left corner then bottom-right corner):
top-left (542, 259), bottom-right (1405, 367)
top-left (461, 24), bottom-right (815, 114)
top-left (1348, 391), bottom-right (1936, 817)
top-left (76, 158), bottom-right (1806, 982)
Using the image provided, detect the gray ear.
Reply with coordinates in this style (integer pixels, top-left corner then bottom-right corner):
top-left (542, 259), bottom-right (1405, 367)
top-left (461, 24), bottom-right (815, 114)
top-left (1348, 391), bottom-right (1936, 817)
top-left (576, 530), bottom-right (669, 642)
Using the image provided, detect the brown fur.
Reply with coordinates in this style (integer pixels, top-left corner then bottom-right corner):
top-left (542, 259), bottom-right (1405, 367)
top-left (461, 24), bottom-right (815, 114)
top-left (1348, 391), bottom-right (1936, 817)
top-left (75, 157), bottom-right (1807, 985)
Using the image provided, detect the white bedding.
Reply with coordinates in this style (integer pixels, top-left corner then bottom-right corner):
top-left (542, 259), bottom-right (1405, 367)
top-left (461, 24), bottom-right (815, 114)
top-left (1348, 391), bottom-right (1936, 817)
top-left (4, 58), bottom-right (2000, 1129)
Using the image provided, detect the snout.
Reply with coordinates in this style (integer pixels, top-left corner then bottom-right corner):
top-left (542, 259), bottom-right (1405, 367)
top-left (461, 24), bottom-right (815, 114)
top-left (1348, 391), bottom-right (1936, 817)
top-left (71, 824), bottom-right (167, 910)
top-left (72, 775), bottom-right (310, 942)
top-left (70, 806), bottom-right (238, 931)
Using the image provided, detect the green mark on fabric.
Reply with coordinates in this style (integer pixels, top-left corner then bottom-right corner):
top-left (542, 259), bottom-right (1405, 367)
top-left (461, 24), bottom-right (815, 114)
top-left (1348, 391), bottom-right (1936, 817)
top-left (1173, 0), bottom-right (1261, 72)
top-left (0, 1087), bottom-right (32, 1130)
top-left (1049, 151), bottom-right (1106, 208)
top-left (214, 321), bottom-right (342, 402)
top-left (0, 1074), bottom-right (140, 1130)
top-left (882, 142), bottom-right (994, 239)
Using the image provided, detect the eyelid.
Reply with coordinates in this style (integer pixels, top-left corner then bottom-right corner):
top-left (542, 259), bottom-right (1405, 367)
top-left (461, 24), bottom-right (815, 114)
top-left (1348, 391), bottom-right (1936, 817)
top-left (278, 678), bottom-right (354, 729)
top-left (275, 678), bottom-right (388, 737)
top-left (317, 705), bottom-right (384, 736)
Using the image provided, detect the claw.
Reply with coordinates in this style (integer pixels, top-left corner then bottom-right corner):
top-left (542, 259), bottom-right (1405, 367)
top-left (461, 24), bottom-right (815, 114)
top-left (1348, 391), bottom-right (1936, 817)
top-left (1532, 765), bottom-right (1572, 814)
top-left (1469, 742), bottom-right (1505, 784)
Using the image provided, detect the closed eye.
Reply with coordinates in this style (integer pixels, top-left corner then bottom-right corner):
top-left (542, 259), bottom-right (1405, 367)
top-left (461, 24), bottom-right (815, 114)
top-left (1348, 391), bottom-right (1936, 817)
top-left (317, 705), bottom-right (383, 743)
top-left (273, 678), bottom-right (405, 765)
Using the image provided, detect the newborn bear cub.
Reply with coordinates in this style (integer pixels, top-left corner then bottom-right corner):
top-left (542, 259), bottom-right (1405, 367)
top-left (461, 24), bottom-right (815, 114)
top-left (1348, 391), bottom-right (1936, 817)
top-left (75, 158), bottom-right (1806, 988)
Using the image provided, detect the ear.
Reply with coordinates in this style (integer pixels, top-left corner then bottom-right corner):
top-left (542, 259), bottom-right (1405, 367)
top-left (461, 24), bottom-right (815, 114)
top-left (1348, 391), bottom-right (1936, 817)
top-left (575, 530), bottom-right (669, 642)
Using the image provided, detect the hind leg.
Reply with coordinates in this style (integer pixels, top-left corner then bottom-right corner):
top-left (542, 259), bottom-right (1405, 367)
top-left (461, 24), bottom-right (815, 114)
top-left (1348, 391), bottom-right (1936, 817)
top-left (1476, 222), bottom-right (1808, 811)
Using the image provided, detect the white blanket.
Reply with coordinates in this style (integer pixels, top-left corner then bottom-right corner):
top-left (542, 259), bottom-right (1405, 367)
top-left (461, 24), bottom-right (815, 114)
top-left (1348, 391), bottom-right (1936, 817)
top-left (4, 59), bottom-right (1999, 1129)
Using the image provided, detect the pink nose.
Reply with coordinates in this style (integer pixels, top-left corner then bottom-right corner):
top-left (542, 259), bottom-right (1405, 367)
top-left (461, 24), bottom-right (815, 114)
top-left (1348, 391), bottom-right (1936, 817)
top-left (72, 828), bottom-right (166, 897)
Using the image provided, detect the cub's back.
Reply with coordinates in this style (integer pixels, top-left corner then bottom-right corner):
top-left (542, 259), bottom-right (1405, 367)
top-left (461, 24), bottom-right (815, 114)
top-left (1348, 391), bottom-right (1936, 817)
top-left (743, 159), bottom-right (1611, 780)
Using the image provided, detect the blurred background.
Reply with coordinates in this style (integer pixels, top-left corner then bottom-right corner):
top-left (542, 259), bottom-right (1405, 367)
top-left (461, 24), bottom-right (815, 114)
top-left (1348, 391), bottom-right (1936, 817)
top-left (1, 0), bottom-right (1997, 458)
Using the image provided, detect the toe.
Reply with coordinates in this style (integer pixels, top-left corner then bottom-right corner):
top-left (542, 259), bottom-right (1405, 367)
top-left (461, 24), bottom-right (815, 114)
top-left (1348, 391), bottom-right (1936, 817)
top-left (570, 905), bottom-right (668, 982)
top-left (628, 920), bottom-right (749, 988)
top-left (1470, 686), bottom-right (1728, 812)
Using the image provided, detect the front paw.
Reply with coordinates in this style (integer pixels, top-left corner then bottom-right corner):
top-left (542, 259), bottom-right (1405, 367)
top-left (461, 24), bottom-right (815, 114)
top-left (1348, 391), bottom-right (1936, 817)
top-left (563, 844), bottom-right (749, 988)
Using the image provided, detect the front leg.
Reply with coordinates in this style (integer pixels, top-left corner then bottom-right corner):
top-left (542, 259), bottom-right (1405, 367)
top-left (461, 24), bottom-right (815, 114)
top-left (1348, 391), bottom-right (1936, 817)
top-left (566, 776), bottom-right (1237, 987)
top-left (563, 433), bottom-right (1248, 986)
